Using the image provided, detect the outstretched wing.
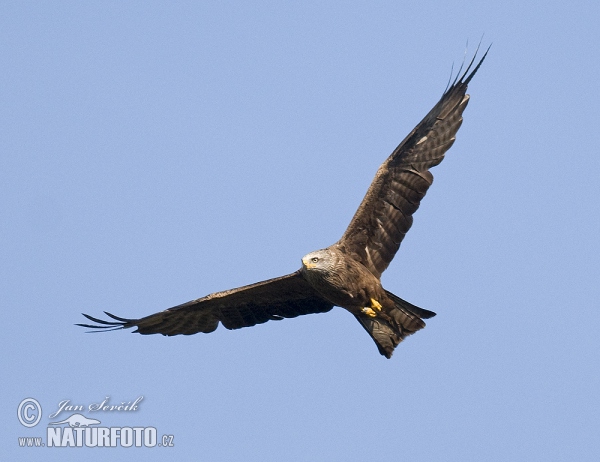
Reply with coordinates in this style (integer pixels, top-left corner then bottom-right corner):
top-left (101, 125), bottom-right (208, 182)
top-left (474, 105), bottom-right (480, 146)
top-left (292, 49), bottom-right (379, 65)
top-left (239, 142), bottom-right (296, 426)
top-left (77, 271), bottom-right (333, 336)
top-left (336, 48), bottom-right (488, 278)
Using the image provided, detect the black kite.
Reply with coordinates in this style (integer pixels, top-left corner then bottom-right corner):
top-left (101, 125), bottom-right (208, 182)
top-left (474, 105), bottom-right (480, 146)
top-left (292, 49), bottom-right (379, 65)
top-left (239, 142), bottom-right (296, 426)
top-left (78, 48), bottom-right (488, 358)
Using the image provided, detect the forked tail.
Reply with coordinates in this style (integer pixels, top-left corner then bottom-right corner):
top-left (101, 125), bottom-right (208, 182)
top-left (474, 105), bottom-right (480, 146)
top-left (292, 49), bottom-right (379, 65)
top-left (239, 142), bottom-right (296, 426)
top-left (355, 291), bottom-right (436, 358)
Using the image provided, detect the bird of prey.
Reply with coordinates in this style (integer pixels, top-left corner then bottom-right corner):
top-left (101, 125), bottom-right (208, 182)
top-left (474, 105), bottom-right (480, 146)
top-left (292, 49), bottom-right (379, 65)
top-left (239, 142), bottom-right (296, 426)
top-left (78, 48), bottom-right (488, 358)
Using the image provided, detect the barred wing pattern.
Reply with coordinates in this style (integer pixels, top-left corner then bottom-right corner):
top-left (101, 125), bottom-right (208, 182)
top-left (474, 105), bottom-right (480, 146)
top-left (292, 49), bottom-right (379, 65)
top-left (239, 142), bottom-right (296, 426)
top-left (78, 271), bottom-right (333, 336)
top-left (336, 50), bottom-right (488, 278)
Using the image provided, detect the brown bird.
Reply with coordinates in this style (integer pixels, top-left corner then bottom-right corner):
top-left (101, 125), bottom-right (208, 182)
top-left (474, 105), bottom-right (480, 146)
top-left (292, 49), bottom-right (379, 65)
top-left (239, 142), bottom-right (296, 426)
top-left (78, 47), bottom-right (488, 358)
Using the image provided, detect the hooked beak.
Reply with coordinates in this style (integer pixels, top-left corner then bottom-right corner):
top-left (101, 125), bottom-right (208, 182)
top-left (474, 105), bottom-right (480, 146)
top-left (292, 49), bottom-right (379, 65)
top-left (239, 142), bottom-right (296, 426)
top-left (302, 256), bottom-right (316, 269)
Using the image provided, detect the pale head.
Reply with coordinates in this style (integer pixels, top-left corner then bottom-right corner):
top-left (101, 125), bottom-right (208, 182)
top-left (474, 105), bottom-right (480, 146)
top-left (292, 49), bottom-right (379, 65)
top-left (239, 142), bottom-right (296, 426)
top-left (301, 249), bottom-right (334, 273)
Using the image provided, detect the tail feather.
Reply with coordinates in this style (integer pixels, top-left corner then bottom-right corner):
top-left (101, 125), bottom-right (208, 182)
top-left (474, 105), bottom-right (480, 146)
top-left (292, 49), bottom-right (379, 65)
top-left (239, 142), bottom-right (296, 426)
top-left (384, 290), bottom-right (436, 319)
top-left (355, 292), bottom-right (435, 358)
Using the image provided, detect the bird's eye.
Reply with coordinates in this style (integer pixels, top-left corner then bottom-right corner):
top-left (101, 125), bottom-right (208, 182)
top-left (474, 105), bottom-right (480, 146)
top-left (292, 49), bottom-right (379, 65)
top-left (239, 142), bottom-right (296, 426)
top-left (311, 257), bottom-right (319, 263)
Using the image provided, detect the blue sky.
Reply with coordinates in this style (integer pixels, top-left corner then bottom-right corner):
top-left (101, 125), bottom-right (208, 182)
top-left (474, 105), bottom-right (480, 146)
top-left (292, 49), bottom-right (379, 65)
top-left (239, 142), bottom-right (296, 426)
top-left (2, 2), bottom-right (599, 461)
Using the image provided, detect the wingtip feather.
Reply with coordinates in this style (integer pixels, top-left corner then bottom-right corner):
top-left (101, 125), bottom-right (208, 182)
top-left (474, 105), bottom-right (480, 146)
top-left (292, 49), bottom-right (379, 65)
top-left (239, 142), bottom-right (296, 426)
top-left (77, 312), bottom-right (133, 332)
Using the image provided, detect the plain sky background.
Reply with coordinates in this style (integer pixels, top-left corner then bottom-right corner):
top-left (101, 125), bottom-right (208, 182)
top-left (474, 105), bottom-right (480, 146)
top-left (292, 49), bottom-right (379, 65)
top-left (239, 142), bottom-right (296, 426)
top-left (2, 1), bottom-right (599, 461)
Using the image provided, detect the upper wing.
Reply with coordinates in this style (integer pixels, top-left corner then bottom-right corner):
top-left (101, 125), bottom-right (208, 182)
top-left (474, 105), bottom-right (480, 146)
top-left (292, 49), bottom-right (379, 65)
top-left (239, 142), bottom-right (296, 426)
top-left (335, 48), bottom-right (488, 278)
top-left (77, 271), bottom-right (334, 336)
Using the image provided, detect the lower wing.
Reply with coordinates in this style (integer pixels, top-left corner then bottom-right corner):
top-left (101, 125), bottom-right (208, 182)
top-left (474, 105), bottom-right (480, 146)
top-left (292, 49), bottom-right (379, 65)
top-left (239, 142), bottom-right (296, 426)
top-left (77, 271), bottom-right (334, 336)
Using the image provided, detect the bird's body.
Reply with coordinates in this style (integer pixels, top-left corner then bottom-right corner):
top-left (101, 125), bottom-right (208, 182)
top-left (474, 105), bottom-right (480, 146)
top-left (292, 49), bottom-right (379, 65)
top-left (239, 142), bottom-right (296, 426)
top-left (301, 246), bottom-right (434, 357)
top-left (78, 47), bottom-right (488, 359)
top-left (301, 247), bottom-right (380, 312)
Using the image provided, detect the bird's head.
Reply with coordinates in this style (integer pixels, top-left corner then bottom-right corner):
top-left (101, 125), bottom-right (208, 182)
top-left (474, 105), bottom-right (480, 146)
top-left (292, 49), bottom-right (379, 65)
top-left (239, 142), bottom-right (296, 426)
top-left (301, 249), bottom-right (334, 274)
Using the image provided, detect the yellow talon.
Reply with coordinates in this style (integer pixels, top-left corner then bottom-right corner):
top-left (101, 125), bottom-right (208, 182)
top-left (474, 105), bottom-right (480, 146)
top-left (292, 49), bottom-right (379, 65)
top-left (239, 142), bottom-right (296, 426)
top-left (362, 307), bottom-right (377, 318)
top-left (370, 298), bottom-right (382, 311)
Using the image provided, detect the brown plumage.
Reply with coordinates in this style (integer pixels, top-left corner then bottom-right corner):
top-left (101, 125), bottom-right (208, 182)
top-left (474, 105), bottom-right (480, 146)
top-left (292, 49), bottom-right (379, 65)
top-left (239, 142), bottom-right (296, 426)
top-left (78, 48), bottom-right (488, 358)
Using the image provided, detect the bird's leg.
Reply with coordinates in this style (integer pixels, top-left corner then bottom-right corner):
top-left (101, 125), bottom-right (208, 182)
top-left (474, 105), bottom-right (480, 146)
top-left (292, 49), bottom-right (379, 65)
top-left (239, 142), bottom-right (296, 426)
top-left (370, 298), bottom-right (382, 311)
top-left (361, 298), bottom-right (383, 317)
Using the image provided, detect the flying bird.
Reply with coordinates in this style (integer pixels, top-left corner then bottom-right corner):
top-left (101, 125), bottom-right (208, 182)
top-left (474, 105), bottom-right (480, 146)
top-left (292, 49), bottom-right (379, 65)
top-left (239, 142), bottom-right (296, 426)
top-left (78, 48), bottom-right (488, 358)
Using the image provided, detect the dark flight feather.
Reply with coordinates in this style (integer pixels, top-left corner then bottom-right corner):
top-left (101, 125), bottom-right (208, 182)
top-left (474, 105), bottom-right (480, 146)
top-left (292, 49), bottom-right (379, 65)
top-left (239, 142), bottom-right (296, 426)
top-left (336, 47), bottom-right (489, 277)
top-left (77, 272), bottom-right (333, 336)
